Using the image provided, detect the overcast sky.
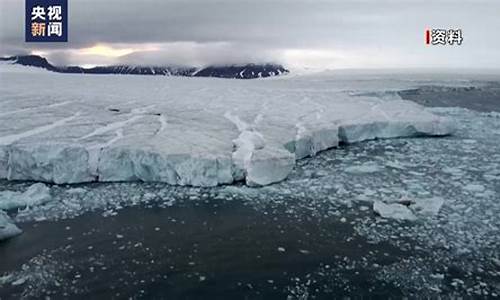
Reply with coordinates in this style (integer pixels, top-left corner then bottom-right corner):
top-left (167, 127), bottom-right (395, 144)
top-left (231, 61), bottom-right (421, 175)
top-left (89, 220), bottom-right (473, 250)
top-left (1, 0), bottom-right (499, 69)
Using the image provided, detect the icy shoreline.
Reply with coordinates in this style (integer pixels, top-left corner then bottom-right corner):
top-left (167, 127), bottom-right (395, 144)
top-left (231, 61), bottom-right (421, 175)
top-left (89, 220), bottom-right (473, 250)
top-left (1, 106), bottom-right (499, 297)
top-left (0, 65), bottom-right (454, 186)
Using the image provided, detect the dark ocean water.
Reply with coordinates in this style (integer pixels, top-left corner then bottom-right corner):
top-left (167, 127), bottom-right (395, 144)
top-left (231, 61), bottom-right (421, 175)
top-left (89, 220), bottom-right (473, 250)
top-left (397, 82), bottom-right (500, 112)
top-left (1, 199), bottom-right (408, 299)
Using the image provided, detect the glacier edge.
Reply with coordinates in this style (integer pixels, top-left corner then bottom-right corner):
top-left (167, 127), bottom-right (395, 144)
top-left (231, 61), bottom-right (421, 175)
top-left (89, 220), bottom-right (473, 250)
top-left (0, 64), bottom-right (456, 187)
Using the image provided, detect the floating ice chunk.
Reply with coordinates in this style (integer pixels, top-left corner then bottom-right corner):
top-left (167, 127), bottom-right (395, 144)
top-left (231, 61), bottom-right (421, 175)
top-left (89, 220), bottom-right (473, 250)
top-left (219, 185), bottom-right (262, 198)
top-left (19, 183), bottom-right (52, 206)
top-left (11, 276), bottom-right (28, 286)
top-left (143, 192), bottom-right (157, 201)
top-left (410, 197), bottom-right (445, 217)
top-left (463, 184), bottom-right (485, 193)
top-left (482, 111), bottom-right (500, 118)
top-left (0, 183), bottom-right (52, 210)
top-left (373, 201), bottom-right (417, 221)
top-left (345, 163), bottom-right (382, 174)
top-left (66, 188), bottom-right (87, 194)
top-left (442, 167), bottom-right (464, 176)
top-left (385, 161), bottom-right (405, 170)
top-left (492, 258), bottom-right (500, 268)
top-left (0, 191), bottom-right (19, 211)
top-left (484, 172), bottom-right (500, 181)
top-left (0, 210), bottom-right (22, 241)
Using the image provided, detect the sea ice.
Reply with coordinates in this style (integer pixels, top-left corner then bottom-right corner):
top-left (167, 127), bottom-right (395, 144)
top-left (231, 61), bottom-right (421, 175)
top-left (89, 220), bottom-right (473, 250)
top-left (0, 64), bottom-right (455, 186)
top-left (345, 163), bottom-right (382, 174)
top-left (463, 184), bottom-right (486, 193)
top-left (373, 201), bottom-right (417, 221)
top-left (0, 183), bottom-right (52, 210)
top-left (0, 210), bottom-right (22, 241)
top-left (410, 197), bottom-right (445, 217)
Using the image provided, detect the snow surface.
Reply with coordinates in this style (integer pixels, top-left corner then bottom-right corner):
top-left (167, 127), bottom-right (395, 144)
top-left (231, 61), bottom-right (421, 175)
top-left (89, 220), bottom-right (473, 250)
top-left (0, 65), bottom-right (454, 186)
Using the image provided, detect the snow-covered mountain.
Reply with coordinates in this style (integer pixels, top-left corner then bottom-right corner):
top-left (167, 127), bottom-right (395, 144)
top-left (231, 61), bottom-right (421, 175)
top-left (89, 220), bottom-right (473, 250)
top-left (1, 55), bottom-right (289, 79)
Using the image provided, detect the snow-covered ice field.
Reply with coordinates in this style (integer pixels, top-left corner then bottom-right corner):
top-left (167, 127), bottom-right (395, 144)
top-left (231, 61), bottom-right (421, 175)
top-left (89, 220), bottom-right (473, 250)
top-left (1, 64), bottom-right (500, 298)
top-left (0, 63), bottom-right (454, 187)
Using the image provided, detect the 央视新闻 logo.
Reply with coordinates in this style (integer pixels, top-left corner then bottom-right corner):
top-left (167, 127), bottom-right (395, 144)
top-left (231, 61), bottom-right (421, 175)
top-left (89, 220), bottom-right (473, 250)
top-left (25, 0), bottom-right (68, 42)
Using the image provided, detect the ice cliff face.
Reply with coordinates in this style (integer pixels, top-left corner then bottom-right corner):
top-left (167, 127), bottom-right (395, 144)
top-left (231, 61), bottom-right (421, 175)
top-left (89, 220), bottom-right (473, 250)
top-left (0, 64), bottom-right (455, 186)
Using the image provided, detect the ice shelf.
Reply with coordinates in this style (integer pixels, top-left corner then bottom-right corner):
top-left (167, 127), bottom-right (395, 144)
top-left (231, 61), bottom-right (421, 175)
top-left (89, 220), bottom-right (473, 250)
top-left (0, 64), bottom-right (455, 186)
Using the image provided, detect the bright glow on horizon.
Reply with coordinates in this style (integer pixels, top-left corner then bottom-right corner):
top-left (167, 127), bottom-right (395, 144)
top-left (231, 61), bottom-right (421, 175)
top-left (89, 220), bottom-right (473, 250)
top-left (31, 50), bottom-right (48, 57)
top-left (80, 64), bottom-right (97, 69)
top-left (29, 44), bottom-right (399, 70)
top-left (282, 49), bottom-right (352, 69)
top-left (43, 43), bottom-right (163, 67)
top-left (79, 44), bottom-right (137, 58)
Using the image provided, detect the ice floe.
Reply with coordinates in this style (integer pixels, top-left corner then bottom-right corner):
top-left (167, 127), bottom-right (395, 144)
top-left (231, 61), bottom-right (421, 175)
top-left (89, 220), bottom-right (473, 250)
top-left (372, 196), bottom-right (445, 221)
top-left (0, 183), bottom-right (52, 210)
top-left (410, 197), bottom-right (445, 217)
top-left (0, 211), bottom-right (22, 241)
top-left (462, 183), bottom-right (485, 193)
top-left (373, 201), bottom-right (417, 221)
top-left (345, 163), bottom-right (382, 174)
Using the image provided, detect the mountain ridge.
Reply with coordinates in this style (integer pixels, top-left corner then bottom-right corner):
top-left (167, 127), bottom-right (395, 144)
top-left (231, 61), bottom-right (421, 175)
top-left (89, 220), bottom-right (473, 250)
top-left (1, 55), bottom-right (289, 79)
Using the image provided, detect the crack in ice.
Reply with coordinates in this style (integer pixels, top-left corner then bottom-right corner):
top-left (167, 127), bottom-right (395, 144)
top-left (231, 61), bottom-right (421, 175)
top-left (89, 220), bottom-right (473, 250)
top-left (0, 101), bottom-right (74, 117)
top-left (77, 115), bottom-right (143, 141)
top-left (0, 112), bottom-right (80, 145)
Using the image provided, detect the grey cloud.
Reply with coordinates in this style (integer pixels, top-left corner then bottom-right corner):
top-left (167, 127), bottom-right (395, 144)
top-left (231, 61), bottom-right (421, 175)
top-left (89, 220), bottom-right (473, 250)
top-left (1, 0), bottom-right (499, 68)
